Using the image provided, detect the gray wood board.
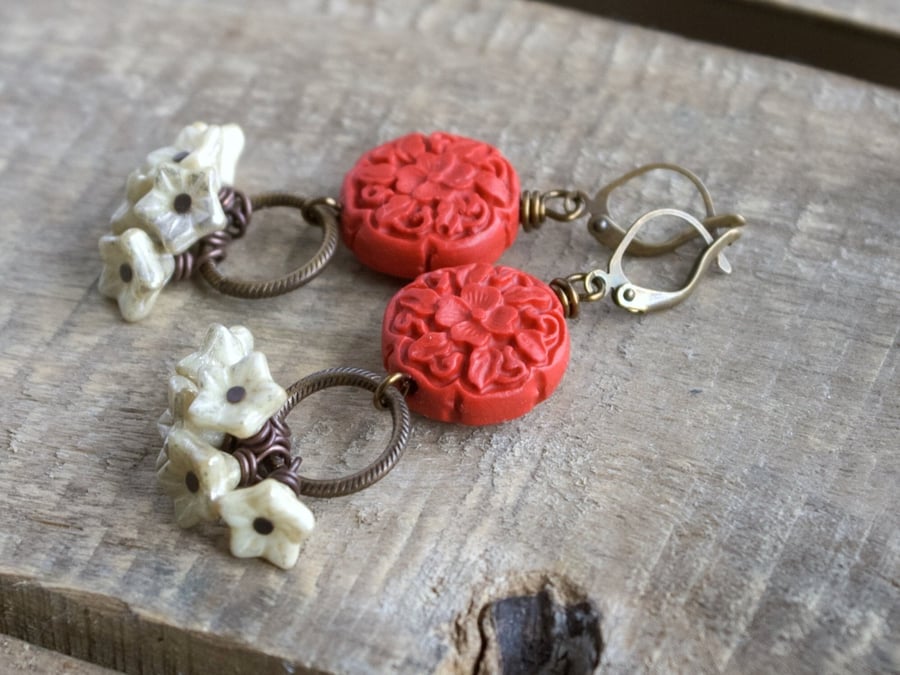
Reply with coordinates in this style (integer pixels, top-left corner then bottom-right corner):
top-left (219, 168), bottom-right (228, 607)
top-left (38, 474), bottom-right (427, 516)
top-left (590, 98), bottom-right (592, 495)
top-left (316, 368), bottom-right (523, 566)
top-left (747, 0), bottom-right (900, 33)
top-left (0, 635), bottom-right (118, 675)
top-left (0, 0), bottom-right (897, 673)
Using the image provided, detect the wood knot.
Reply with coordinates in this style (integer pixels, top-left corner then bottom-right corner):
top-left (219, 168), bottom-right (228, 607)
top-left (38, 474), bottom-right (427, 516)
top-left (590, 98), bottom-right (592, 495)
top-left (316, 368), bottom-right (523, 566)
top-left (481, 589), bottom-right (602, 674)
top-left (447, 574), bottom-right (603, 674)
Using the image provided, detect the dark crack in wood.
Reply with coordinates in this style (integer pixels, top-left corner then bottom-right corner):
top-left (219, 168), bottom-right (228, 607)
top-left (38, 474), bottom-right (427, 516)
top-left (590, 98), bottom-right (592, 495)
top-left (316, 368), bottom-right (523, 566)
top-left (480, 589), bottom-right (602, 675)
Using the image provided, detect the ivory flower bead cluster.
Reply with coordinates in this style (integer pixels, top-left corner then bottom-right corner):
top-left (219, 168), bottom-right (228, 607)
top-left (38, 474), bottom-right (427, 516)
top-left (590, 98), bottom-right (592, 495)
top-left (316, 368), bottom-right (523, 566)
top-left (156, 324), bottom-right (316, 569)
top-left (99, 122), bottom-right (244, 321)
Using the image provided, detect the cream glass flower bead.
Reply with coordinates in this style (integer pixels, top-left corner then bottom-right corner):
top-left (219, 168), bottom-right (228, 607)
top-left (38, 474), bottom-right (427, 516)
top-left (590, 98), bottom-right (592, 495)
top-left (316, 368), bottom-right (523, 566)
top-left (217, 479), bottom-right (315, 570)
top-left (133, 163), bottom-right (227, 255)
top-left (187, 351), bottom-right (287, 439)
top-left (98, 228), bottom-right (175, 322)
top-left (157, 374), bottom-right (227, 448)
top-left (157, 427), bottom-right (241, 528)
top-left (142, 122), bottom-right (245, 186)
top-left (157, 323), bottom-right (256, 470)
top-left (176, 323), bottom-right (255, 384)
top-left (157, 323), bottom-right (413, 569)
top-left (157, 324), bottom-right (257, 451)
top-left (111, 122), bottom-right (244, 232)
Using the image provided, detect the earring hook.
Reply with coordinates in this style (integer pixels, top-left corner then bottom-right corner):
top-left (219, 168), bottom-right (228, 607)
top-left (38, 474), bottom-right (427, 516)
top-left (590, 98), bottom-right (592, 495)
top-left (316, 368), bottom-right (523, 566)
top-left (587, 207), bottom-right (743, 313)
top-left (548, 164), bottom-right (746, 317)
top-left (587, 162), bottom-right (745, 256)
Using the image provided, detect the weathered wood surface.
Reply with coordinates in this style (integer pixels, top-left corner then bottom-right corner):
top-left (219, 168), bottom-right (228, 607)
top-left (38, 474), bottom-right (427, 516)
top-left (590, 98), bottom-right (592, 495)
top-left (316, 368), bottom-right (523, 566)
top-left (751, 0), bottom-right (900, 33)
top-left (0, 635), bottom-right (116, 675)
top-left (0, 0), bottom-right (898, 673)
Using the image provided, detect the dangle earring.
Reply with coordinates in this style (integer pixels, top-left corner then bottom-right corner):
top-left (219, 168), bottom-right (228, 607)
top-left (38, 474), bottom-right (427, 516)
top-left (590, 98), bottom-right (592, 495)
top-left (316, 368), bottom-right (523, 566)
top-left (157, 323), bottom-right (411, 569)
top-left (380, 163), bottom-right (746, 425)
top-left (99, 122), bottom-right (340, 321)
top-left (102, 126), bottom-right (744, 322)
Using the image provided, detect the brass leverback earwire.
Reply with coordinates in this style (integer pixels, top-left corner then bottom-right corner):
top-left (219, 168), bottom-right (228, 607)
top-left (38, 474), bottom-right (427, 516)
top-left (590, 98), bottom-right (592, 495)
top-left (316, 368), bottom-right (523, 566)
top-left (548, 163), bottom-right (745, 317)
top-left (587, 162), bottom-right (745, 255)
top-left (587, 207), bottom-right (743, 313)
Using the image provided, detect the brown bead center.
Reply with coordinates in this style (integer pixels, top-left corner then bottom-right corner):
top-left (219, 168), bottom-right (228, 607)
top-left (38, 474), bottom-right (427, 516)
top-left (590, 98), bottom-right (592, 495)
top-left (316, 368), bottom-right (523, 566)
top-left (226, 386), bottom-right (246, 404)
top-left (172, 150), bottom-right (189, 163)
top-left (173, 192), bottom-right (192, 214)
top-left (253, 517), bottom-right (274, 535)
top-left (184, 471), bottom-right (200, 493)
top-left (119, 263), bottom-right (133, 283)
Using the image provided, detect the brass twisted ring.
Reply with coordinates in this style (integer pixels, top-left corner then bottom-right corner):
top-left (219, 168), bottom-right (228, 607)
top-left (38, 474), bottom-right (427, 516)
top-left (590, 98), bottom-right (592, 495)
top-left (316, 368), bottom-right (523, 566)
top-left (281, 367), bottom-right (411, 499)
top-left (199, 192), bottom-right (340, 298)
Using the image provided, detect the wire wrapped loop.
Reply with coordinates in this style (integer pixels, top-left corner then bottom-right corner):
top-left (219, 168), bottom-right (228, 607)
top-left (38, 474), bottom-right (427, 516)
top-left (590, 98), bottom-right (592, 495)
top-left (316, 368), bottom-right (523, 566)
top-left (549, 276), bottom-right (582, 319)
top-left (520, 190), bottom-right (546, 232)
top-left (218, 186), bottom-right (253, 237)
top-left (520, 189), bottom-right (589, 232)
top-left (549, 273), bottom-right (607, 319)
top-left (227, 415), bottom-right (295, 487)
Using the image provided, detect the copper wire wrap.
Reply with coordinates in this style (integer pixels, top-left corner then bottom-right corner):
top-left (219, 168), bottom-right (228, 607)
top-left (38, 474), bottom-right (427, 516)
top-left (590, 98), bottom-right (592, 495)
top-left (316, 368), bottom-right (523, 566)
top-left (227, 415), bottom-right (295, 487)
top-left (520, 189), bottom-right (589, 232)
top-left (226, 368), bottom-right (412, 499)
top-left (172, 191), bottom-right (340, 297)
top-left (172, 187), bottom-right (252, 281)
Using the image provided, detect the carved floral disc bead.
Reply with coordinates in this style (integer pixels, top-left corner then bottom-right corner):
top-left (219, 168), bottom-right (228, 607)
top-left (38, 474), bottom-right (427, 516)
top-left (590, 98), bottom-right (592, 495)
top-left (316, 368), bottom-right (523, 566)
top-left (340, 132), bottom-right (520, 279)
top-left (382, 263), bottom-right (570, 425)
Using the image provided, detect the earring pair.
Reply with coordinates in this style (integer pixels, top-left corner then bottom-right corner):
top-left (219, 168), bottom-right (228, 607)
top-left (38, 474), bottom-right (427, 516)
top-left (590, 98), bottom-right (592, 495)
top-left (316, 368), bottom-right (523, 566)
top-left (122, 123), bottom-right (745, 567)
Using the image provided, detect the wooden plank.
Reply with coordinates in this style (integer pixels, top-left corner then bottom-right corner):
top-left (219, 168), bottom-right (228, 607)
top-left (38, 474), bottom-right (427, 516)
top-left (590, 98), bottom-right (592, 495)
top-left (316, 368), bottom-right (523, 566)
top-left (747, 0), bottom-right (900, 34)
top-left (0, 1), bottom-right (897, 673)
top-left (558, 0), bottom-right (900, 88)
top-left (0, 635), bottom-right (118, 674)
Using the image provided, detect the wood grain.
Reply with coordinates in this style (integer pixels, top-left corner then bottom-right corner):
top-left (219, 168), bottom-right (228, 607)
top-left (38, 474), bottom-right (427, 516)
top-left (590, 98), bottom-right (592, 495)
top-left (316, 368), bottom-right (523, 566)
top-left (0, 1), bottom-right (897, 673)
top-left (0, 635), bottom-right (117, 674)
top-left (749, 0), bottom-right (900, 33)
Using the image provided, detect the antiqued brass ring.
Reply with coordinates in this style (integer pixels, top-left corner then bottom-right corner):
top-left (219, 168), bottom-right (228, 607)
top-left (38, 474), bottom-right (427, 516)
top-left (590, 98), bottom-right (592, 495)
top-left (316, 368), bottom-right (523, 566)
top-left (199, 192), bottom-right (340, 299)
top-left (282, 367), bottom-right (412, 499)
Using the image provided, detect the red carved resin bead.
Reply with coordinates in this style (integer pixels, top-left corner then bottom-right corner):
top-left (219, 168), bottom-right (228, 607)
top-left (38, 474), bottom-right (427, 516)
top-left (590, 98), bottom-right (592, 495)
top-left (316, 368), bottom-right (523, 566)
top-left (382, 263), bottom-right (570, 425)
top-left (340, 132), bottom-right (520, 279)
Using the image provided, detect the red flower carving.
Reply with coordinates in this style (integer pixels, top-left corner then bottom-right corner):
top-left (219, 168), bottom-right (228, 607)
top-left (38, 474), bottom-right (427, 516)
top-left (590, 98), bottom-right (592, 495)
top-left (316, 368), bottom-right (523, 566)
top-left (341, 132), bottom-right (520, 279)
top-left (382, 263), bottom-right (570, 425)
top-left (436, 285), bottom-right (518, 346)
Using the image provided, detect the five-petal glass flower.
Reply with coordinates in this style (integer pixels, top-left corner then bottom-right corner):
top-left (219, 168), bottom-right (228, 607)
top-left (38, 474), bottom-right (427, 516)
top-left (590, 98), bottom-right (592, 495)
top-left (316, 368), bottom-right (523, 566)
top-left (176, 323), bottom-right (255, 382)
top-left (100, 122), bottom-right (245, 321)
top-left (98, 228), bottom-right (175, 322)
top-left (111, 122), bottom-right (244, 235)
top-left (218, 480), bottom-right (316, 570)
top-left (157, 427), bottom-right (241, 528)
top-left (134, 163), bottom-right (226, 255)
top-left (187, 351), bottom-right (287, 439)
top-left (155, 325), bottom-right (320, 569)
